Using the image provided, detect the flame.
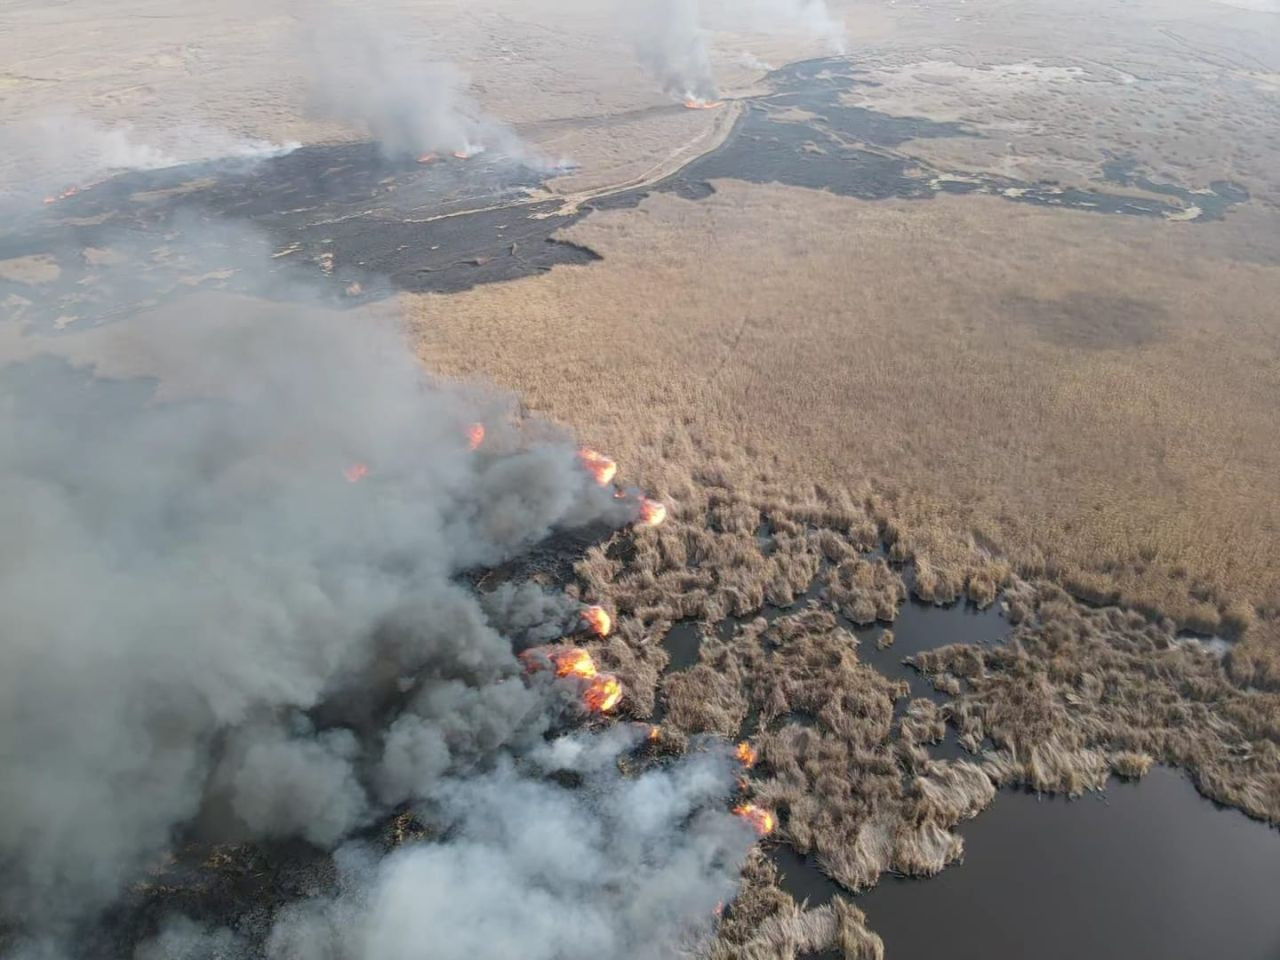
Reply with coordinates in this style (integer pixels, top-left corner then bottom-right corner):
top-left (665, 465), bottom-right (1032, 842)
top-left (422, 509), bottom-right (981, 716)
top-left (577, 448), bottom-right (618, 486)
top-left (639, 499), bottom-right (667, 527)
top-left (735, 742), bottom-right (758, 768)
top-left (417, 153), bottom-right (439, 164)
top-left (467, 422), bottom-right (485, 450)
top-left (581, 605), bottom-right (612, 637)
top-left (713, 902), bottom-right (724, 919)
top-left (557, 647), bottom-right (599, 680)
top-left (683, 99), bottom-right (724, 110)
top-left (344, 463), bottom-right (370, 483)
top-left (647, 725), bottom-right (660, 742)
top-left (43, 185), bottom-right (81, 204)
top-left (584, 674), bottom-right (622, 712)
top-left (732, 803), bottom-right (776, 836)
top-left (519, 645), bottom-right (622, 712)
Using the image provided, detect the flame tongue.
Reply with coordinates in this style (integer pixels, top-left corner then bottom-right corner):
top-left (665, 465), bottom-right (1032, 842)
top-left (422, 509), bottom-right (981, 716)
top-left (344, 463), bottom-right (370, 483)
top-left (733, 803), bottom-right (775, 836)
top-left (555, 647), bottom-right (597, 679)
top-left (683, 99), bottom-right (724, 110)
top-left (639, 499), bottom-right (667, 527)
top-left (581, 605), bottom-right (612, 637)
top-left (584, 674), bottom-right (622, 712)
top-left (577, 448), bottom-right (618, 486)
top-left (467, 422), bottom-right (485, 450)
top-left (417, 153), bottom-right (439, 164)
top-left (735, 741), bottom-right (757, 768)
top-left (519, 645), bottom-right (623, 713)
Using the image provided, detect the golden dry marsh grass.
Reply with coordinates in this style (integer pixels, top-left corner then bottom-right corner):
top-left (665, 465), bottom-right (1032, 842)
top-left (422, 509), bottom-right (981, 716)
top-left (411, 180), bottom-right (1280, 684)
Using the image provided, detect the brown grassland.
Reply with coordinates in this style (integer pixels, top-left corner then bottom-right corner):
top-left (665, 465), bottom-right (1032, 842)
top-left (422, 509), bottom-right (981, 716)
top-left (410, 182), bottom-right (1280, 684)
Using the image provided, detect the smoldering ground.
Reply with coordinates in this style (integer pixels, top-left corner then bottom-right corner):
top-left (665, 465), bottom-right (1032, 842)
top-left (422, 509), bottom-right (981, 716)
top-left (0, 217), bottom-right (755, 959)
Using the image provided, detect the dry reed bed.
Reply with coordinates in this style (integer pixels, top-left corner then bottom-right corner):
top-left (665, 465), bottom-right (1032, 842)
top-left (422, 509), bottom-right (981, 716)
top-left (566, 466), bottom-right (1280, 958)
top-left (914, 581), bottom-right (1280, 822)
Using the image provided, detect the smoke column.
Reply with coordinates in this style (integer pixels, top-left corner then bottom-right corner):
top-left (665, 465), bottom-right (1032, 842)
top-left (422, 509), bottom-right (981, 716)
top-left (0, 113), bottom-right (296, 211)
top-left (305, 9), bottom-right (528, 162)
top-left (628, 0), bottom-right (719, 102)
top-left (0, 217), bottom-right (754, 959)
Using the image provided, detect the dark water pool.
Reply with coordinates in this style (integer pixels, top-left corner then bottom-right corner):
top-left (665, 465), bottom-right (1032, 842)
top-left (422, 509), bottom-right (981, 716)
top-left (774, 766), bottom-right (1280, 960)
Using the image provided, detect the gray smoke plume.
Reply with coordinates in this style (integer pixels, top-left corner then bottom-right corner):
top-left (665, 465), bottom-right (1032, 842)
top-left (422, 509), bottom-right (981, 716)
top-left (627, 0), bottom-right (849, 102)
top-left (628, 0), bottom-right (719, 103)
top-left (739, 0), bottom-right (847, 55)
top-left (305, 10), bottom-right (528, 163)
top-left (0, 113), bottom-right (297, 212)
top-left (262, 733), bottom-right (754, 960)
top-left (0, 224), bottom-right (637, 951)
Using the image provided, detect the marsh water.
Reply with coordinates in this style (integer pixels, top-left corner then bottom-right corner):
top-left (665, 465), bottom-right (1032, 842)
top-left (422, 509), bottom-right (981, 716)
top-left (5, 58), bottom-right (1248, 335)
top-left (778, 764), bottom-right (1280, 960)
top-left (658, 587), bottom-right (1280, 959)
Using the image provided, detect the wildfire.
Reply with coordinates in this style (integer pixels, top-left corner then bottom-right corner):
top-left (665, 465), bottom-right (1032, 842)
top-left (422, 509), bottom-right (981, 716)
top-left (467, 422), bottom-right (485, 450)
top-left (647, 725), bottom-right (661, 742)
top-left (554, 647), bottom-right (599, 679)
top-left (735, 741), bottom-right (758, 768)
top-left (43, 185), bottom-right (80, 204)
top-left (417, 153), bottom-right (439, 164)
top-left (577, 448), bottom-right (618, 486)
top-left (683, 99), bottom-right (724, 110)
top-left (344, 463), bottom-right (370, 483)
top-left (581, 605), bottom-right (612, 637)
top-left (584, 674), bottom-right (623, 713)
top-left (732, 803), bottom-right (776, 836)
top-left (638, 498), bottom-right (667, 527)
top-left (519, 645), bottom-right (623, 713)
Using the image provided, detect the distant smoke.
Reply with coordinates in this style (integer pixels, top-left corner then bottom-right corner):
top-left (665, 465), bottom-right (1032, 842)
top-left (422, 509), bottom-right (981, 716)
top-left (0, 113), bottom-right (296, 209)
top-left (628, 0), bottom-right (719, 102)
top-left (305, 10), bottom-right (529, 163)
top-left (627, 0), bottom-right (848, 102)
top-left (0, 221), bottom-right (642, 951)
top-left (742, 0), bottom-right (847, 55)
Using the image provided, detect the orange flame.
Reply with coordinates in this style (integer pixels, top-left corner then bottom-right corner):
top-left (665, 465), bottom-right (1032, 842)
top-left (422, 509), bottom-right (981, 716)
top-left (417, 153), bottom-right (439, 164)
top-left (735, 742), bottom-right (758, 768)
top-left (554, 647), bottom-right (598, 679)
top-left (732, 803), bottom-right (776, 836)
top-left (344, 463), bottom-right (370, 483)
top-left (467, 423), bottom-right (485, 450)
top-left (584, 674), bottom-right (622, 712)
top-left (647, 725), bottom-right (661, 742)
top-left (577, 448), bottom-right (618, 486)
top-left (639, 499), bottom-right (667, 527)
top-left (43, 185), bottom-right (80, 204)
top-left (683, 99), bottom-right (724, 110)
top-left (581, 605), bottom-right (612, 637)
top-left (519, 645), bottom-right (623, 712)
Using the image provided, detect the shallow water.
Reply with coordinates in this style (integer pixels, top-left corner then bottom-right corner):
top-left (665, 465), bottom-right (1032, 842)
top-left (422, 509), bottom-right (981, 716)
top-left (773, 766), bottom-right (1280, 960)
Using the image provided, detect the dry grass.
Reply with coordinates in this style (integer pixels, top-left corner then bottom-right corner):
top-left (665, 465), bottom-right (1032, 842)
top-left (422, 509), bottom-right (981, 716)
top-left (709, 849), bottom-right (884, 960)
top-left (915, 582), bottom-right (1280, 823)
top-left (412, 179), bottom-right (1280, 685)
top-left (561, 457), bottom-right (1280, 957)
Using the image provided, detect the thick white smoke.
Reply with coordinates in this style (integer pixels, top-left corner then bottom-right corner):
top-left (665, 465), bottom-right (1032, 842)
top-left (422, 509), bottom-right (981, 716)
top-left (625, 0), bottom-right (848, 102)
top-left (0, 226), bottom-right (638, 950)
top-left (262, 735), bottom-right (754, 960)
top-left (305, 10), bottom-right (530, 163)
top-left (0, 113), bottom-right (296, 210)
top-left (628, 0), bottom-right (720, 103)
